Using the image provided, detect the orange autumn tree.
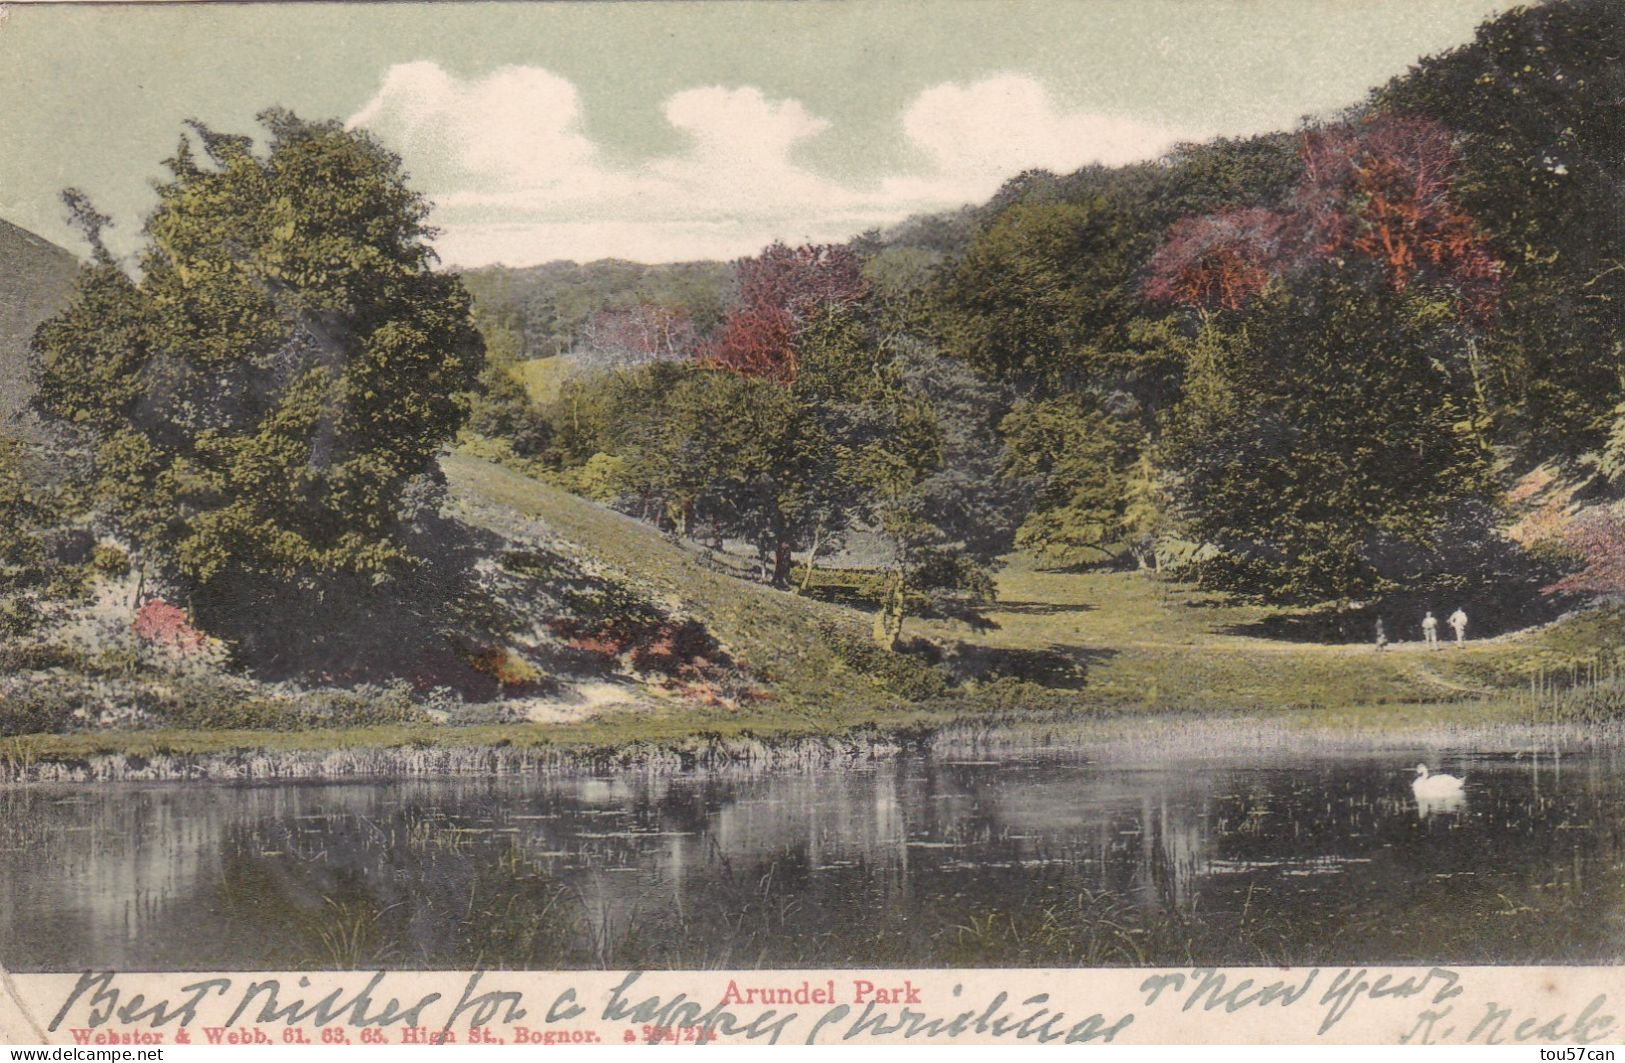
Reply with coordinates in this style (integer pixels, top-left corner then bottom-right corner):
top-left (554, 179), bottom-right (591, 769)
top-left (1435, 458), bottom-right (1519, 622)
top-left (1294, 115), bottom-right (1502, 319)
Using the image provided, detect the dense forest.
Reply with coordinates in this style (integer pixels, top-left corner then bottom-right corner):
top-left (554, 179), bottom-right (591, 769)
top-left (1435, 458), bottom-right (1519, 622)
top-left (459, 0), bottom-right (1624, 645)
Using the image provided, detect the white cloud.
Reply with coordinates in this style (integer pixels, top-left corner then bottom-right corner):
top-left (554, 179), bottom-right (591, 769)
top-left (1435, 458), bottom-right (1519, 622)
top-left (347, 65), bottom-right (1192, 266)
top-left (900, 74), bottom-right (1191, 187)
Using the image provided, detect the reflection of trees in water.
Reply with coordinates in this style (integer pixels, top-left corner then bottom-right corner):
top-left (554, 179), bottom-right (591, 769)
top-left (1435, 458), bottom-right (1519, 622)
top-left (8, 751), bottom-right (1625, 969)
top-left (0, 786), bottom-right (341, 970)
top-left (207, 756), bottom-right (1625, 967)
top-left (214, 812), bottom-right (588, 969)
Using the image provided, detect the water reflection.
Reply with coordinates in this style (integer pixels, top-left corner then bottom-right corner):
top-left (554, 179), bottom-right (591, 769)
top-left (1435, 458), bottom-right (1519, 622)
top-left (1, 742), bottom-right (1622, 970)
top-left (1415, 791), bottom-right (1468, 818)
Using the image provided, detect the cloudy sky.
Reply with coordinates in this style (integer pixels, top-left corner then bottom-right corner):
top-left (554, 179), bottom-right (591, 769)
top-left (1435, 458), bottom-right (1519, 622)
top-left (0, 1), bottom-right (1516, 267)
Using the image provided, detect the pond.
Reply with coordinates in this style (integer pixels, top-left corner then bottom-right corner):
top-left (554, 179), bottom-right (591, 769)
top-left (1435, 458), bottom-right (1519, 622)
top-left (2, 736), bottom-right (1622, 971)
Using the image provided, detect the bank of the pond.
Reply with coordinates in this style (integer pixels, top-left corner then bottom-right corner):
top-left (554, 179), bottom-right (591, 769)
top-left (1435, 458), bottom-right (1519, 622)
top-left (2, 701), bottom-right (1614, 785)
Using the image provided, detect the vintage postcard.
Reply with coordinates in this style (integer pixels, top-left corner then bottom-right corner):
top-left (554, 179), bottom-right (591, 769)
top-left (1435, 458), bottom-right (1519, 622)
top-left (1, 0), bottom-right (1622, 1048)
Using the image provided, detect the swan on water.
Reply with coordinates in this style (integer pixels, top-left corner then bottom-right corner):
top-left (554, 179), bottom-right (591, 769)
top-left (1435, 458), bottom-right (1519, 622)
top-left (1412, 763), bottom-right (1465, 798)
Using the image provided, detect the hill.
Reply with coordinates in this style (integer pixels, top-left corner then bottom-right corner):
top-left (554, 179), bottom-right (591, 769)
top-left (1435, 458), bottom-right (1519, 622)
top-left (0, 219), bottom-right (79, 436)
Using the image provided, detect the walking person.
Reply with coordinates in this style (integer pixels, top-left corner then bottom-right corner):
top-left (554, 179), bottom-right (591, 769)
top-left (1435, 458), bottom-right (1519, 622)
top-left (1374, 618), bottom-right (1388, 652)
top-left (1448, 608), bottom-right (1468, 646)
top-left (1422, 610), bottom-right (1439, 649)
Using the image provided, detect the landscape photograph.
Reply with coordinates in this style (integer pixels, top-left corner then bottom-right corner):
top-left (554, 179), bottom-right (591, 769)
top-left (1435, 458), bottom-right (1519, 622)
top-left (0, 0), bottom-right (1622, 975)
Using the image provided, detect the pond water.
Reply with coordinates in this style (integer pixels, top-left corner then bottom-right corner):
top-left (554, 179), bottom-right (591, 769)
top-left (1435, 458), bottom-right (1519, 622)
top-left (3, 738), bottom-right (1623, 971)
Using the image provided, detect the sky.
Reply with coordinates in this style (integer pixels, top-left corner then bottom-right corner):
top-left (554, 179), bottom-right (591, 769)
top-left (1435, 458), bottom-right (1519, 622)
top-left (0, 1), bottom-right (1519, 268)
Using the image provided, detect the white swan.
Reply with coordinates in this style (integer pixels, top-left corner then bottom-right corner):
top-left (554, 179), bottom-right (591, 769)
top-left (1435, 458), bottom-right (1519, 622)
top-left (1412, 763), bottom-right (1465, 799)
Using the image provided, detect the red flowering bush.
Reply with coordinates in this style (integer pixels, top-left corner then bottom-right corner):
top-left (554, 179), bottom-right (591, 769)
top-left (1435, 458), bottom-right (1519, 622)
top-left (132, 598), bottom-right (208, 654)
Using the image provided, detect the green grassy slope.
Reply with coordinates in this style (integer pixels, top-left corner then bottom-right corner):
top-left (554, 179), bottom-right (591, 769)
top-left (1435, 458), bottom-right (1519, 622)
top-left (441, 451), bottom-right (898, 723)
top-left (447, 454), bottom-right (1623, 733)
top-left (912, 556), bottom-right (1624, 728)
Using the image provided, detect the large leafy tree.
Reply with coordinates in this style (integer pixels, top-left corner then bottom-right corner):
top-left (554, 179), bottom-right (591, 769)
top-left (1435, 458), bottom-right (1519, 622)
top-left (927, 146), bottom-right (1299, 566)
top-left (1375, 0), bottom-right (1624, 459)
top-left (579, 306), bottom-right (918, 591)
top-left (583, 359), bottom-right (798, 562)
top-left (933, 198), bottom-right (1143, 396)
top-left (1161, 276), bottom-right (1497, 606)
top-left (999, 392), bottom-right (1147, 567)
top-left (1148, 114), bottom-right (1510, 606)
top-left (702, 242), bottom-right (866, 382)
top-left (32, 110), bottom-right (484, 660)
top-left (867, 340), bottom-right (1020, 648)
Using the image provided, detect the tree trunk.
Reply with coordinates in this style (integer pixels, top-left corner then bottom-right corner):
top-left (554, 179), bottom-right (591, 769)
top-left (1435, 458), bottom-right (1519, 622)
top-left (872, 569), bottom-right (906, 650)
top-left (796, 526), bottom-right (826, 595)
top-left (772, 539), bottom-right (793, 588)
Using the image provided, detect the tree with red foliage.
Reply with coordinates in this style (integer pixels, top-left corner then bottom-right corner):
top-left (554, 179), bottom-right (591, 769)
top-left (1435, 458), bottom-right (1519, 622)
top-left (1143, 207), bottom-right (1286, 313)
top-left (703, 242), bottom-right (866, 382)
top-left (1145, 114), bottom-right (1501, 320)
top-left (1294, 115), bottom-right (1501, 318)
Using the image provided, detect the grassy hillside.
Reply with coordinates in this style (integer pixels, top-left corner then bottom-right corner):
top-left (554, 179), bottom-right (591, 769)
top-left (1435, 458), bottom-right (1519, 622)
top-left (914, 558), bottom-right (1623, 729)
top-left (440, 452), bottom-right (907, 725)
top-left (0, 219), bottom-right (79, 435)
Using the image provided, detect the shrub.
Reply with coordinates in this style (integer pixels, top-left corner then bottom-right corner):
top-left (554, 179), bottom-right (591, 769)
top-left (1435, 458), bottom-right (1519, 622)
top-left (0, 642), bottom-right (85, 673)
top-left (468, 646), bottom-right (546, 688)
top-left (549, 612), bottom-right (727, 680)
top-left (89, 544), bottom-right (130, 577)
top-left (564, 452), bottom-right (629, 503)
top-left (298, 681), bottom-right (430, 727)
top-left (819, 622), bottom-right (949, 701)
top-left (133, 598), bottom-right (208, 653)
top-left (0, 685), bottom-right (81, 736)
top-left (156, 677), bottom-right (431, 731)
top-left (443, 701), bottom-right (529, 726)
top-left (160, 683), bottom-right (293, 730)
